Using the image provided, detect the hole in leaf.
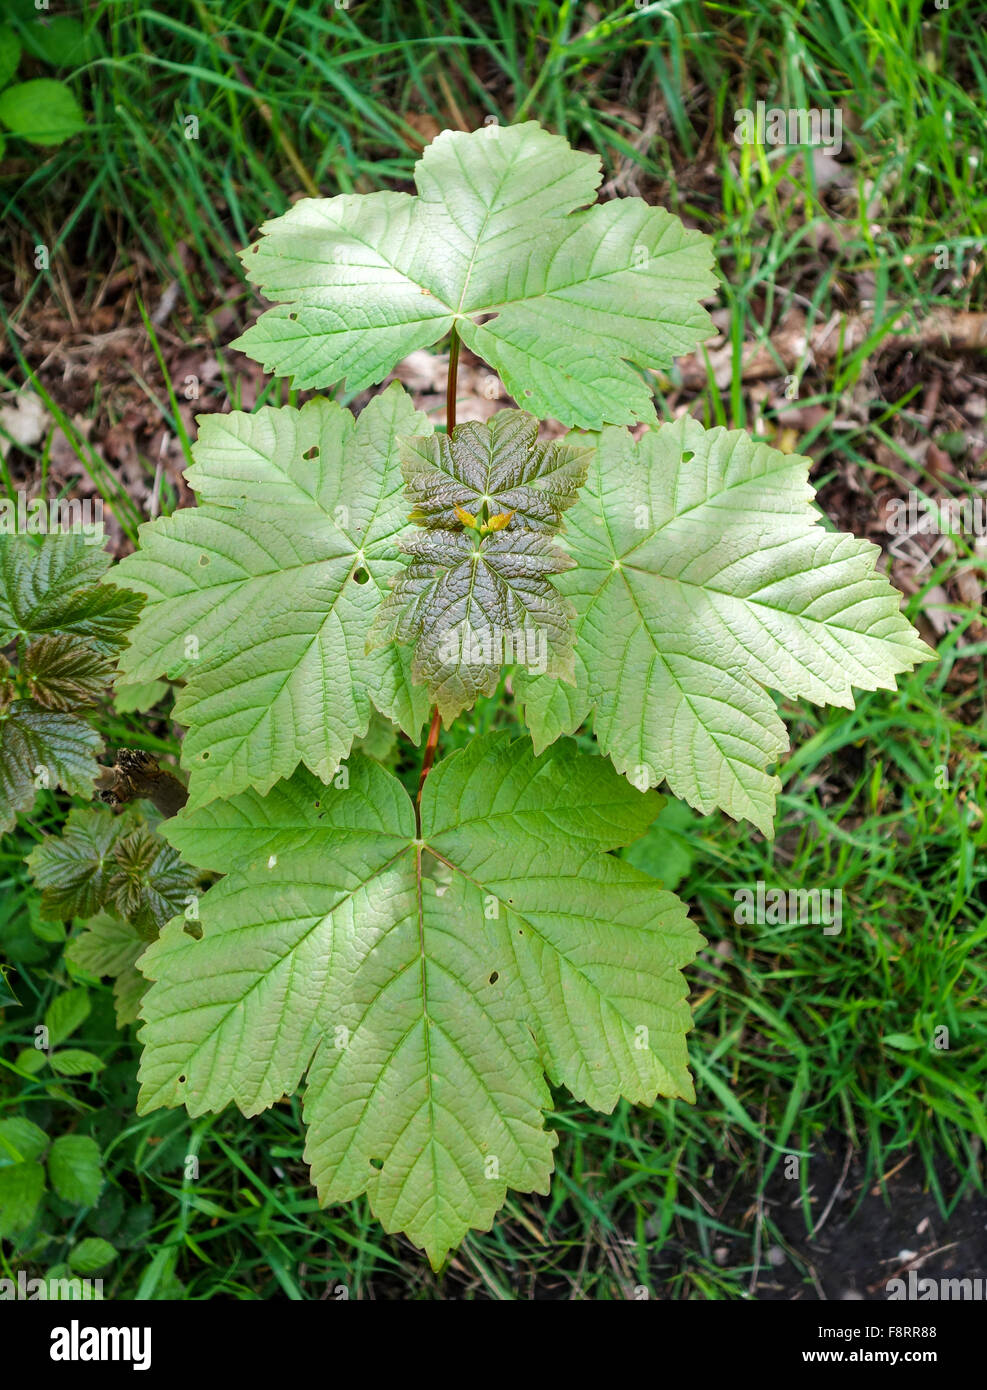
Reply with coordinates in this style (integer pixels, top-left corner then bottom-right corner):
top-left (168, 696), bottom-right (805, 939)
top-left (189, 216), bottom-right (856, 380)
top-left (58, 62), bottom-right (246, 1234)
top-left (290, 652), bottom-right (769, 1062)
top-left (289, 312), bottom-right (298, 321)
top-left (303, 445), bottom-right (319, 459)
top-left (251, 245), bottom-right (258, 254)
top-left (488, 971), bottom-right (499, 984)
top-left (178, 1075), bottom-right (186, 1083)
top-left (198, 554), bottom-right (210, 566)
top-left (201, 752), bottom-right (210, 760)
top-left (353, 567), bottom-right (369, 584)
top-left (314, 800), bottom-right (321, 808)
top-left (369, 1157), bottom-right (383, 1171)
top-left (523, 389), bottom-right (532, 397)
top-left (682, 450), bottom-right (695, 462)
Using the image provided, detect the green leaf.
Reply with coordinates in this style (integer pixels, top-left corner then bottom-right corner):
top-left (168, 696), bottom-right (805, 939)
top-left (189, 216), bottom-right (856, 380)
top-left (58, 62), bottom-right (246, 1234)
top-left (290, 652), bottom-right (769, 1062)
top-left (27, 806), bottom-right (195, 931)
top-left (0, 699), bottom-right (103, 832)
top-left (0, 77), bottom-right (84, 145)
top-left (352, 709), bottom-right (398, 763)
top-left (0, 962), bottom-right (20, 1007)
top-left (44, 985), bottom-right (90, 1046)
top-left (139, 733), bottom-right (700, 1269)
top-left (17, 15), bottom-right (86, 69)
top-left (0, 1117), bottom-right (48, 1166)
top-left (113, 386), bottom-right (430, 809)
top-left (112, 959), bottom-right (147, 1030)
top-left (517, 420), bottom-right (935, 834)
top-left (106, 825), bottom-right (195, 935)
top-left (0, 653), bottom-right (13, 707)
top-left (233, 121), bottom-right (715, 429)
top-left (113, 678), bottom-right (168, 713)
top-left (68, 1236), bottom-right (117, 1274)
top-left (371, 526), bottom-right (576, 721)
top-left (28, 808), bottom-right (136, 920)
top-left (0, 533), bottom-right (141, 652)
top-left (402, 411), bottom-right (590, 531)
top-left (0, 1160), bottom-right (45, 1236)
top-left (47, 1134), bottom-right (102, 1206)
top-left (0, 24), bottom-right (22, 89)
top-left (15, 1047), bottom-right (47, 1075)
top-left (623, 799), bottom-right (700, 893)
top-left (66, 913), bottom-right (147, 1028)
top-left (50, 1049), bottom-right (105, 1076)
top-left (68, 912), bottom-right (144, 979)
top-left (22, 633), bottom-right (112, 710)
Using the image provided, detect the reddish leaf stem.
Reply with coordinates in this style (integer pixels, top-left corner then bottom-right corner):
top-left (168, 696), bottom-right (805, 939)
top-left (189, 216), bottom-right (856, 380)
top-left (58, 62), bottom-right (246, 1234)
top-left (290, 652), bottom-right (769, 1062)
top-left (415, 325), bottom-right (462, 824)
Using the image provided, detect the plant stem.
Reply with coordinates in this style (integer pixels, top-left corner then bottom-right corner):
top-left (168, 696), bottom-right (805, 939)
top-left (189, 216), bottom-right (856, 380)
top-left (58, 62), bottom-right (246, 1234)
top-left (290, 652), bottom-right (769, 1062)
top-left (415, 707), bottom-right (442, 826)
top-left (95, 751), bottom-right (189, 820)
top-left (446, 324), bottom-right (460, 433)
top-left (415, 325), bottom-right (462, 822)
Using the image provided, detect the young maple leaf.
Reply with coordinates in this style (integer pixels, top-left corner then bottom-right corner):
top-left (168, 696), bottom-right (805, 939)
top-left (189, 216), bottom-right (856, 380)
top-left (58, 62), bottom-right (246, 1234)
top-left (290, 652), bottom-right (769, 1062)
top-left (402, 409), bottom-right (590, 533)
top-left (369, 527), bottom-right (576, 721)
top-left (0, 534), bottom-right (141, 831)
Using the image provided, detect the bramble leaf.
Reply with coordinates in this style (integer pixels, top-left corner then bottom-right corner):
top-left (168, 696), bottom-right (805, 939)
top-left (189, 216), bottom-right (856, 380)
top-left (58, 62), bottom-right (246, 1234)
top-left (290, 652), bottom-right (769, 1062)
top-left (517, 420), bottom-right (936, 834)
top-left (370, 526), bottom-right (576, 721)
top-left (233, 121), bottom-right (716, 429)
top-left (137, 734), bottom-right (700, 1269)
top-left (0, 1118), bottom-right (48, 1167)
top-left (111, 386), bottom-right (431, 809)
top-left (401, 410), bottom-right (590, 532)
top-left (0, 78), bottom-right (85, 146)
top-left (0, 1158), bottom-right (45, 1236)
top-left (47, 1134), bottom-right (102, 1206)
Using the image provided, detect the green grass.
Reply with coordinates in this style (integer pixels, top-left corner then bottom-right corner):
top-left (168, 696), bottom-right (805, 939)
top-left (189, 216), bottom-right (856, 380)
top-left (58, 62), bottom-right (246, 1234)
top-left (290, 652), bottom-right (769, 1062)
top-left (1, 0), bottom-right (985, 1299)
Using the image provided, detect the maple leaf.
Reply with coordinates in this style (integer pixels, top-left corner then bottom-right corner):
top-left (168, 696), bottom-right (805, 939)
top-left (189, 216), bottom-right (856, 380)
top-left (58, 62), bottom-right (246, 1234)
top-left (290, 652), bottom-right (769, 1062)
top-left (111, 385), bottom-right (431, 810)
top-left (0, 532), bottom-right (141, 654)
top-left (401, 410), bottom-right (590, 532)
top-left (22, 634), bottom-right (113, 711)
top-left (0, 534), bottom-right (141, 830)
top-left (27, 806), bottom-right (196, 934)
top-left (233, 121), bottom-right (716, 429)
top-left (516, 419), bottom-right (936, 833)
top-left (0, 702), bottom-right (102, 832)
top-left (370, 526), bottom-right (576, 721)
top-left (137, 734), bottom-right (702, 1269)
top-left (66, 913), bottom-right (148, 1028)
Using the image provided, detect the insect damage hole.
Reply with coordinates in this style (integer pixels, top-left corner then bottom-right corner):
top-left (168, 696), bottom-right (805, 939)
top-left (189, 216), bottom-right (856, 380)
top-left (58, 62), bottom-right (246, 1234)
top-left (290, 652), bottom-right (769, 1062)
top-left (303, 445), bottom-right (319, 459)
top-left (352, 567), bottom-right (369, 584)
top-left (488, 971), bottom-right (499, 984)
